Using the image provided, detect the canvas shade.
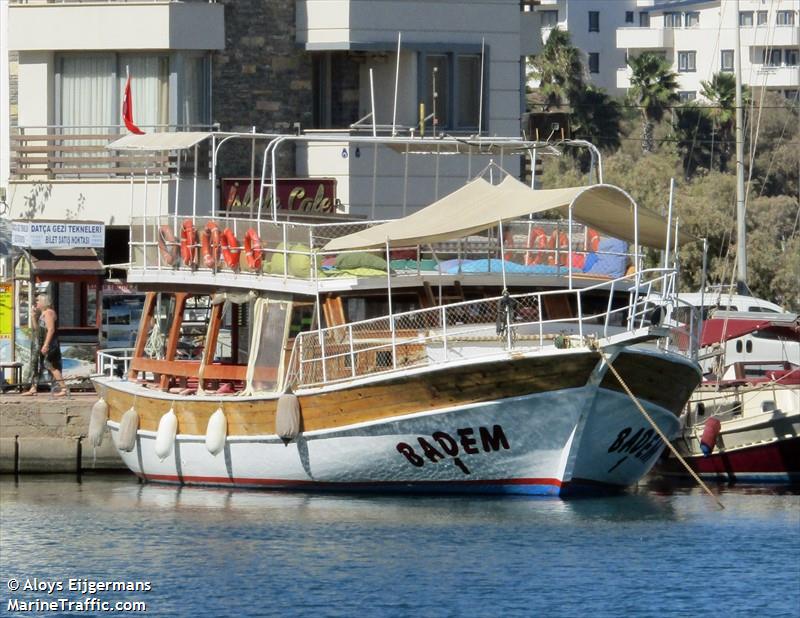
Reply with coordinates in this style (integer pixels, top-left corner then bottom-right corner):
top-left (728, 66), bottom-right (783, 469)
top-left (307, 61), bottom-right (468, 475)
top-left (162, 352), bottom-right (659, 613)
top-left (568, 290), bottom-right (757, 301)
top-left (108, 132), bottom-right (213, 151)
top-left (325, 174), bottom-right (683, 251)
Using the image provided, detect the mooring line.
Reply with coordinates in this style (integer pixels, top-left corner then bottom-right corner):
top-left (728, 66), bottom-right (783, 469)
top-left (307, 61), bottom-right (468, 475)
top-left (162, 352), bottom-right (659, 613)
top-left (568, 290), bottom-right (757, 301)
top-left (595, 346), bottom-right (725, 510)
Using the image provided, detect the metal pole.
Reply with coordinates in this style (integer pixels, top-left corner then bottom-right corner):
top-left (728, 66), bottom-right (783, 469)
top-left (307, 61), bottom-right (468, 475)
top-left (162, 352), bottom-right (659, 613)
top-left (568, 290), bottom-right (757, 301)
top-left (386, 239), bottom-right (396, 370)
top-left (192, 144), bottom-right (198, 222)
top-left (478, 37), bottom-right (485, 135)
top-left (211, 134), bottom-right (216, 218)
top-left (392, 33), bottom-right (402, 137)
top-left (734, 0), bottom-right (747, 293)
top-left (664, 177), bottom-right (674, 293)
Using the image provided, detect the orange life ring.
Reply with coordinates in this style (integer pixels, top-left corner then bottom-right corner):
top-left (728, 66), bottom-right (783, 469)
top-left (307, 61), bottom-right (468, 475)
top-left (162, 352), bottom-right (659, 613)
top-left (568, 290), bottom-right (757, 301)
top-left (243, 228), bottom-right (263, 270)
top-left (201, 221), bottom-right (220, 269)
top-left (219, 228), bottom-right (241, 270)
top-left (180, 220), bottom-right (198, 269)
top-left (158, 225), bottom-right (179, 266)
top-left (549, 230), bottom-right (570, 266)
top-left (524, 227), bottom-right (547, 266)
top-left (587, 228), bottom-right (600, 253)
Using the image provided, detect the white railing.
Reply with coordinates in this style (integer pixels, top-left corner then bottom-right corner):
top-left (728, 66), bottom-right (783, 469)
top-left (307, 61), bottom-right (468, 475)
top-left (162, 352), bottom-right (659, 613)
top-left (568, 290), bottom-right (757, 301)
top-left (96, 348), bottom-right (135, 378)
top-left (129, 213), bottom-right (634, 284)
top-left (284, 268), bottom-right (681, 389)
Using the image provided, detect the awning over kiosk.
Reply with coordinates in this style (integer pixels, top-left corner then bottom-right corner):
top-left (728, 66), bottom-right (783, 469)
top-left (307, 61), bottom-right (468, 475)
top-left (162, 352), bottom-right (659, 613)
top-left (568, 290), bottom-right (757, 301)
top-left (324, 175), bottom-right (688, 251)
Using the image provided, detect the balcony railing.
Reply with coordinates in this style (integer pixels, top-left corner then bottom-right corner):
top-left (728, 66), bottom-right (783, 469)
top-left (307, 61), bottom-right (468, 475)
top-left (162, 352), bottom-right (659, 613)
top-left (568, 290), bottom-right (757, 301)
top-left (10, 126), bottom-right (210, 180)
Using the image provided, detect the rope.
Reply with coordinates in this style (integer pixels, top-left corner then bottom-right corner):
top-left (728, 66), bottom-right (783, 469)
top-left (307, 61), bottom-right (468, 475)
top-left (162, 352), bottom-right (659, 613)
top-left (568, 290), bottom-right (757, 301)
top-left (594, 346), bottom-right (725, 510)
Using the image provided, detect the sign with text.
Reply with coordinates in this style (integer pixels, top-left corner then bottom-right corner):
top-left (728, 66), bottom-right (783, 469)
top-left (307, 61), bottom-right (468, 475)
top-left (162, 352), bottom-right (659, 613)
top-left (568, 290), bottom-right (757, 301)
top-left (0, 282), bottom-right (12, 363)
top-left (12, 221), bottom-right (105, 249)
top-left (220, 178), bottom-right (338, 215)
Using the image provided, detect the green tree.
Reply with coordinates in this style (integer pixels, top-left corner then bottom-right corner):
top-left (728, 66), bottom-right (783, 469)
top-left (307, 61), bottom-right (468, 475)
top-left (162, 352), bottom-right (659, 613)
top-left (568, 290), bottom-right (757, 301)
top-left (674, 104), bottom-right (714, 176)
top-left (627, 53), bottom-right (679, 153)
top-left (528, 28), bottom-right (585, 110)
top-left (571, 86), bottom-right (623, 154)
top-left (699, 72), bottom-right (742, 171)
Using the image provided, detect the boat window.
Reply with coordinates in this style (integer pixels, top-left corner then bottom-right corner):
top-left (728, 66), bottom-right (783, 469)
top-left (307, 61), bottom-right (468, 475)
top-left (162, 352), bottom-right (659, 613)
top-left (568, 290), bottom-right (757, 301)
top-left (751, 329), bottom-right (786, 340)
top-left (736, 340), bottom-right (743, 353)
top-left (748, 306), bottom-right (778, 313)
top-left (249, 299), bottom-right (290, 392)
top-left (177, 296), bottom-right (212, 361)
top-left (745, 340), bottom-right (753, 353)
top-left (142, 293), bottom-right (173, 360)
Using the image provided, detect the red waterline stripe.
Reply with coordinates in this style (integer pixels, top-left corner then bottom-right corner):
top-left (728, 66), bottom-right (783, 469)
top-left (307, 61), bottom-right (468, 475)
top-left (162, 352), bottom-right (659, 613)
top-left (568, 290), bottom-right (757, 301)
top-left (138, 473), bottom-right (564, 488)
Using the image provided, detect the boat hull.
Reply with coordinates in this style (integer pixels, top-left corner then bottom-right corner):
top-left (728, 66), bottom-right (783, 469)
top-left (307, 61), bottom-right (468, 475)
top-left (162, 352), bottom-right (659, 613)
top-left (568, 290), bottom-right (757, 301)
top-left (94, 348), bottom-right (699, 496)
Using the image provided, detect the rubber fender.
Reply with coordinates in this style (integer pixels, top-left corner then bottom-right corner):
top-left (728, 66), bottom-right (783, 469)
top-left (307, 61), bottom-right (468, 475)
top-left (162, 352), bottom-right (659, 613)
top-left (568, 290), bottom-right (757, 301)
top-left (88, 398), bottom-right (109, 448)
top-left (154, 408), bottom-right (178, 461)
top-left (276, 393), bottom-right (301, 441)
top-left (205, 407), bottom-right (227, 456)
top-left (118, 408), bottom-right (140, 453)
top-left (700, 416), bottom-right (722, 457)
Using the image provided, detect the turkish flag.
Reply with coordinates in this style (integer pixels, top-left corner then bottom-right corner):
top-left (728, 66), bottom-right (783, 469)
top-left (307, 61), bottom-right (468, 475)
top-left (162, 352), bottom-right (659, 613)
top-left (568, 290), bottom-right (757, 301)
top-left (121, 75), bottom-right (145, 135)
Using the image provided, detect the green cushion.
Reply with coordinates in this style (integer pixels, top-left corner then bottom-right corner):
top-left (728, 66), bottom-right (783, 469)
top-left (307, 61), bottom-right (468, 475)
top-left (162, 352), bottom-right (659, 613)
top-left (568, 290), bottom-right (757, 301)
top-left (335, 252), bottom-right (387, 271)
top-left (269, 243), bottom-right (312, 278)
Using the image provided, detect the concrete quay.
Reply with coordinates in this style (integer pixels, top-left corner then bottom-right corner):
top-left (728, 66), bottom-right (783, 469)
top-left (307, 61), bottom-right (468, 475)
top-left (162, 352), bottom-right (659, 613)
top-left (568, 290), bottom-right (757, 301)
top-left (0, 392), bottom-right (124, 474)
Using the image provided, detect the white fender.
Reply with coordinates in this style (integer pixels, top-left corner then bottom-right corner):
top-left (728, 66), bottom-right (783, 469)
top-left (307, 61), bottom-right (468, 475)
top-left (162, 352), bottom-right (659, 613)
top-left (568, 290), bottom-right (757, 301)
top-left (276, 393), bottom-right (301, 441)
top-left (118, 408), bottom-right (139, 453)
top-left (88, 398), bottom-right (109, 448)
top-left (205, 407), bottom-right (227, 456)
top-left (154, 408), bottom-right (178, 461)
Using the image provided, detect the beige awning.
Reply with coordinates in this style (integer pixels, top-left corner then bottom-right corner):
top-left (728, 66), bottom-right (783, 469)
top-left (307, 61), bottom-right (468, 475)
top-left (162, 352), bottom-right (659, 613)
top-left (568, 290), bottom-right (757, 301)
top-left (107, 132), bottom-right (214, 151)
top-left (325, 175), bottom-right (683, 251)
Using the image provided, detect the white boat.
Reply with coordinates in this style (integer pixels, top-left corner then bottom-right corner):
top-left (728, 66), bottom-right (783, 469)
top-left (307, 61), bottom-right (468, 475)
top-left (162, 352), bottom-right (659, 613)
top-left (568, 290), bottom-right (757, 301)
top-left (91, 132), bottom-right (701, 496)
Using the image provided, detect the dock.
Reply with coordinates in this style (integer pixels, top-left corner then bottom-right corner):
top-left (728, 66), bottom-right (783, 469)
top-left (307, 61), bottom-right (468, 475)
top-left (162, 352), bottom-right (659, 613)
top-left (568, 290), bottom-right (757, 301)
top-left (0, 392), bottom-right (124, 474)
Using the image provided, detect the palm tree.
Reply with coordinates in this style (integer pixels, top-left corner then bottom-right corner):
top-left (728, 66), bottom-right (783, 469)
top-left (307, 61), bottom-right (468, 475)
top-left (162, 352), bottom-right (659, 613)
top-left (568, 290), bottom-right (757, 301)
top-left (528, 28), bottom-right (585, 110)
top-left (700, 72), bottom-right (746, 171)
top-left (627, 53), bottom-right (679, 152)
top-left (570, 86), bottom-right (622, 171)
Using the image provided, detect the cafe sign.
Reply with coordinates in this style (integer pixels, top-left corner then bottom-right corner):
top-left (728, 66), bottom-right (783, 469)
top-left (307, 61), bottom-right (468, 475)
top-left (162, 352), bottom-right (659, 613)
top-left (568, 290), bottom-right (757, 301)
top-left (12, 220), bottom-right (105, 249)
top-left (221, 178), bottom-right (338, 215)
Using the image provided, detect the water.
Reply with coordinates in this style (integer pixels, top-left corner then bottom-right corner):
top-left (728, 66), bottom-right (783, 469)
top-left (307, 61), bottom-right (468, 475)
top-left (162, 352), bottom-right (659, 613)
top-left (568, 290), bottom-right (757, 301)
top-left (1, 475), bottom-right (798, 618)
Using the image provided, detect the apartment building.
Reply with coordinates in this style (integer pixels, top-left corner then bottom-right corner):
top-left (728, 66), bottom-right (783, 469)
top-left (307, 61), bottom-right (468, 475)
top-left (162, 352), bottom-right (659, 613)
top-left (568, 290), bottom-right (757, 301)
top-left (525, 0), bottom-right (640, 96)
top-left (525, 0), bottom-right (799, 101)
top-left (617, 0), bottom-right (799, 101)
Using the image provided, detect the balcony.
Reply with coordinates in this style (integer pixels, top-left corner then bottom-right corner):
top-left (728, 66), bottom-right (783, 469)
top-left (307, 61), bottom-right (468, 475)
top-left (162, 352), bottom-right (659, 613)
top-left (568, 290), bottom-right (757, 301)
top-left (741, 25), bottom-right (800, 48)
top-left (616, 68), bottom-right (632, 89)
top-left (7, 126), bottom-right (213, 225)
top-left (747, 66), bottom-right (800, 89)
top-left (8, 1), bottom-right (224, 51)
top-left (616, 27), bottom-right (674, 50)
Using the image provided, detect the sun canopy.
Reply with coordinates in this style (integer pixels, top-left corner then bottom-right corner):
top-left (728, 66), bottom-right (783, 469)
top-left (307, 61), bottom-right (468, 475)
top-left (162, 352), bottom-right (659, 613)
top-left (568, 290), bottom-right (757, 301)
top-left (324, 175), bottom-right (685, 251)
top-left (107, 132), bottom-right (214, 151)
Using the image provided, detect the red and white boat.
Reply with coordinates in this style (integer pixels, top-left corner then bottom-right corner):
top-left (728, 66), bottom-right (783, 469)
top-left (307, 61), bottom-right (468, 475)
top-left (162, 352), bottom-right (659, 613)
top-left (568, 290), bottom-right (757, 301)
top-left (660, 311), bottom-right (800, 483)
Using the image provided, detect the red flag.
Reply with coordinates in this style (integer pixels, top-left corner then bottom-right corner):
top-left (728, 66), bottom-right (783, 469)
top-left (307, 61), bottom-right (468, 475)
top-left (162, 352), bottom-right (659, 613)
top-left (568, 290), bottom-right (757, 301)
top-left (122, 75), bottom-right (145, 135)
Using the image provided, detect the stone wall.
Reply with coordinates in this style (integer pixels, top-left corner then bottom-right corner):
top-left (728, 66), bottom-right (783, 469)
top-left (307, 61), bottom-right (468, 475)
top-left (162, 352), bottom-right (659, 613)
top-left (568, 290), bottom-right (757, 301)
top-left (213, 0), bottom-right (314, 177)
top-left (0, 393), bottom-right (123, 473)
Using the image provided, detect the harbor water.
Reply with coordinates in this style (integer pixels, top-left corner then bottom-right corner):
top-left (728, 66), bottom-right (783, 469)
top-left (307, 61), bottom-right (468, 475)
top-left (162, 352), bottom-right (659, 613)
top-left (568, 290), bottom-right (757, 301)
top-left (1, 475), bottom-right (798, 617)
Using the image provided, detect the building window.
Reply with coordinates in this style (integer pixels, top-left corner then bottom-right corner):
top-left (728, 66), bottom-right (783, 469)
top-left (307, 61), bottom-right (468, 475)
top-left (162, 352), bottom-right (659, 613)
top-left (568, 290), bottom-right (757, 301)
top-left (589, 11), bottom-right (599, 32)
top-left (685, 12), bottom-right (700, 27)
top-left (664, 12), bottom-right (682, 28)
top-left (625, 11), bottom-right (634, 24)
top-left (639, 12), bottom-right (650, 27)
top-left (721, 49), bottom-right (734, 72)
top-left (588, 52), bottom-right (599, 74)
top-left (739, 11), bottom-right (754, 26)
top-left (757, 10), bottom-right (768, 25)
top-left (777, 11), bottom-right (795, 25)
top-left (785, 90), bottom-right (799, 102)
top-left (540, 10), bottom-right (558, 28)
top-left (678, 51), bottom-right (696, 72)
top-left (678, 91), bottom-right (696, 102)
top-left (763, 48), bottom-right (782, 67)
top-left (786, 49), bottom-right (799, 66)
top-left (420, 51), bottom-right (484, 131)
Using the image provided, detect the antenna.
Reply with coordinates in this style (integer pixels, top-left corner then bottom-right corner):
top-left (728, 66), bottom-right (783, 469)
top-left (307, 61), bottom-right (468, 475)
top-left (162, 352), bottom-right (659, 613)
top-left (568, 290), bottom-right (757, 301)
top-left (478, 37), bottom-right (485, 135)
top-left (369, 68), bottom-right (377, 138)
top-left (392, 32), bottom-right (402, 137)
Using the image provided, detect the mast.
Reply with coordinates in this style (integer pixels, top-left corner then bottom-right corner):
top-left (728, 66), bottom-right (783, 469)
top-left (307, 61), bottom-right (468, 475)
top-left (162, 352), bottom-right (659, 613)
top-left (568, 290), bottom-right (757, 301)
top-left (734, 0), bottom-right (747, 294)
